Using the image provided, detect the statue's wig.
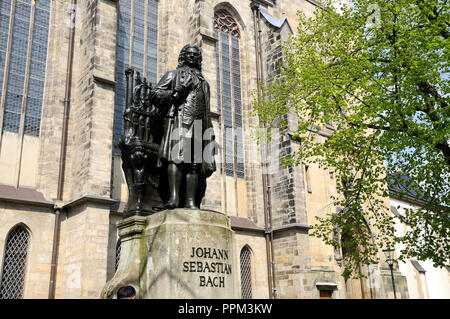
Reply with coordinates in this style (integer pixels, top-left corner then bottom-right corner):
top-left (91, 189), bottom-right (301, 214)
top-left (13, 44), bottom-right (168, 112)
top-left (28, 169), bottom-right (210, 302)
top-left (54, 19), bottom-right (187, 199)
top-left (177, 44), bottom-right (202, 71)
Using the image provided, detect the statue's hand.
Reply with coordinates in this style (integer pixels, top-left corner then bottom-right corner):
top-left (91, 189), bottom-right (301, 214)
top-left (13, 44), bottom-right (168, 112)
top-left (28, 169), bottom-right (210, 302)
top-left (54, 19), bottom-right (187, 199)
top-left (147, 88), bottom-right (157, 103)
top-left (173, 78), bottom-right (193, 101)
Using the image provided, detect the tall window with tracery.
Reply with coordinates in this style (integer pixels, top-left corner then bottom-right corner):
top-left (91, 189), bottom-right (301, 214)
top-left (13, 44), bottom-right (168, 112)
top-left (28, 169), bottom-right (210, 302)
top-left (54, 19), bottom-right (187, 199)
top-left (214, 9), bottom-right (245, 179)
top-left (113, 0), bottom-right (158, 154)
top-left (0, 0), bottom-right (51, 137)
top-left (114, 239), bottom-right (121, 273)
top-left (0, 225), bottom-right (30, 299)
top-left (240, 246), bottom-right (252, 299)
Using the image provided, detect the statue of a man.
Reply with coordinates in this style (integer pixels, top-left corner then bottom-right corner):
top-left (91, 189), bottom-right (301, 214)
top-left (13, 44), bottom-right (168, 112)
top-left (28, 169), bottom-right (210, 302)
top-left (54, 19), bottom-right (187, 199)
top-left (149, 44), bottom-right (216, 209)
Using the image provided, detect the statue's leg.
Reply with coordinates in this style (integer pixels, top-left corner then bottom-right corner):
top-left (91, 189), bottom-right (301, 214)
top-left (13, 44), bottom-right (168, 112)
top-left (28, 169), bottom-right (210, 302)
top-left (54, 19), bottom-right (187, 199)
top-left (166, 162), bottom-right (182, 209)
top-left (184, 164), bottom-right (199, 209)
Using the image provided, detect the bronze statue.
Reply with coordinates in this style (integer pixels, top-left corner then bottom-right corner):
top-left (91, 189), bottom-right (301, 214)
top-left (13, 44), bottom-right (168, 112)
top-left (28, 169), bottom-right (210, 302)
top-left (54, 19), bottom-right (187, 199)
top-left (150, 44), bottom-right (216, 209)
top-left (118, 45), bottom-right (216, 218)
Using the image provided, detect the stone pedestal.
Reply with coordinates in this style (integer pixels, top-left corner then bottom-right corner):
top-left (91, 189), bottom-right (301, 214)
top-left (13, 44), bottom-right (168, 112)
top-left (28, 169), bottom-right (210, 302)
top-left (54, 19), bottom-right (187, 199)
top-left (100, 209), bottom-right (238, 299)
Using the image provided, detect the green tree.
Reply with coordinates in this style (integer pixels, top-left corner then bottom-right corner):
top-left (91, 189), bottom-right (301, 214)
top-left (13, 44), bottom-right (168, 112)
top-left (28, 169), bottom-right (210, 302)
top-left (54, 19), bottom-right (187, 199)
top-left (253, 0), bottom-right (449, 279)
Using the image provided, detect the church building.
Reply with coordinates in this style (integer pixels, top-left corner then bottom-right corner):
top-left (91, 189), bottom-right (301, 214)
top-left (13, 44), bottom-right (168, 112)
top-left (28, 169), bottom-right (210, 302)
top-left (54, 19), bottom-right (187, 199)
top-left (0, 0), bottom-right (411, 299)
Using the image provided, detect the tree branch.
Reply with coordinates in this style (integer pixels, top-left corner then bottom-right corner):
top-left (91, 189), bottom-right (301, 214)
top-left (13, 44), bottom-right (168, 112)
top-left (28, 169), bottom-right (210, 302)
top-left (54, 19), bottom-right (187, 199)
top-left (414, 0), bottom-right (449, 39)
top-left (417, 81), bottom-right (448, 111)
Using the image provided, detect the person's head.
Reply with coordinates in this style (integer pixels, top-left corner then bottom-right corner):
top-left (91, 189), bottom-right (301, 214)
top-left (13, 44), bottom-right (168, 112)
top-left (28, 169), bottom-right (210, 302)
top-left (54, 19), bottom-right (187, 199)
top-left (178, 44), bottom-right (202, 71)
top-left (117, 285), bottom-right (136, 299)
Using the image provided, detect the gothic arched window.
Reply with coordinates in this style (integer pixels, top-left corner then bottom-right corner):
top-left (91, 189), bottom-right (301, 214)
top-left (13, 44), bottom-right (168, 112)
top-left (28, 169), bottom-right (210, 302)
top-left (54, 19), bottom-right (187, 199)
top-left (214, 9), bottom-right (245, 179)
top-left (114, 239), bottom-right (121, 273)
top-left (0, 225), bottom-right (31, 299)
top-left (113, 0), bottom-right (159, 154)
top-left (0, 0), bottom-right (51, 137)
top-left (240, 246), bottom-right (252, 299)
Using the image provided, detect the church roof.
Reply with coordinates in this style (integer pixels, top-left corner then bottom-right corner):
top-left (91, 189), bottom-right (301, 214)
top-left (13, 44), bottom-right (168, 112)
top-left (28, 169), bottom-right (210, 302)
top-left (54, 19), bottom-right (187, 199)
top-left (0, 184), bottom-right (53, 207)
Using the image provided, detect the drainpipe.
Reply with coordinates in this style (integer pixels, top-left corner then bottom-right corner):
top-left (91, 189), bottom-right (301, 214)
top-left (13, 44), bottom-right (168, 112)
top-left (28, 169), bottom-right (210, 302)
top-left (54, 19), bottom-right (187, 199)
top-left (251, 1), bottom-right (276, 299)
top-left (257, 7), bottom-right (278, 300)
top-left (48, 207), bottom-right (61, 299)
top-left (48, 0), bottom-right (77, 299)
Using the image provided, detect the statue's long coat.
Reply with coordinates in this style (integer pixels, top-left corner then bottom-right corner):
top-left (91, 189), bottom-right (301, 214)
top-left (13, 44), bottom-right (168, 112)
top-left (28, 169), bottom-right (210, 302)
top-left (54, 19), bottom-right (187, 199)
top-left (152, 65), bottom-right (216, 205)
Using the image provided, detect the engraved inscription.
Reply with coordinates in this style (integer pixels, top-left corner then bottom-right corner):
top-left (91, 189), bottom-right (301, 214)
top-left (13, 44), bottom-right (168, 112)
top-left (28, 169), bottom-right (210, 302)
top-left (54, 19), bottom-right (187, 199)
top-left (182, 247), bottom-right (232, 288)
